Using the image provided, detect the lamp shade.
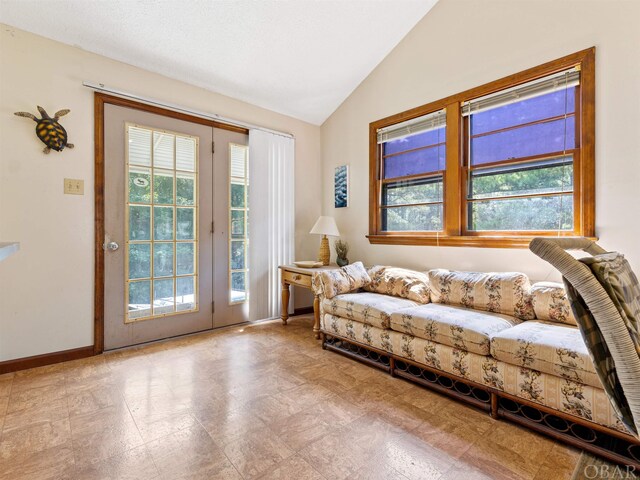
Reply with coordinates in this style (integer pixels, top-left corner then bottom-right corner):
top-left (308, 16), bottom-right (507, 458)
top-left (310, 216), bottom-right (340, 237)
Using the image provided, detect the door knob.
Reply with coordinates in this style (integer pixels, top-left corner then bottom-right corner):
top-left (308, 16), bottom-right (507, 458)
top-left (105, 241), bottom-right (119, 252)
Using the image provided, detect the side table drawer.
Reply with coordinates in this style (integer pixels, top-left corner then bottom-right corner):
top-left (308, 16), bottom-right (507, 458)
top-left (283, 270), bottom-right (312, 288)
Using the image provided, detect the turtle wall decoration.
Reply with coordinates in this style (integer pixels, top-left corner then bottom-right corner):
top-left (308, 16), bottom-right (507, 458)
top-left (14, 106), bottom-right (75, 154)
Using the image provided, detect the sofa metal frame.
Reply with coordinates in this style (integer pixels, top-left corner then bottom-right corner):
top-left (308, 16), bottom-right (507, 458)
top-left (321, 331), bottom-right (640, 468)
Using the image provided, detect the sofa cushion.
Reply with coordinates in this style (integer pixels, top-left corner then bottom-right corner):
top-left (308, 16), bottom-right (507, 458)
top-left (390, 304), bottom-right (522, 355)
top-left (530, 282), bottom-right (577, 326)
top-left (428, 269), bottom-right (535, 320)
top-left (322, 314), bottom-right (393, 352)
top-left (490, 320), bottom-right (601, 388)
top-left (322, 292), bottom-right (419, 330)
top-left (316, 261), bottom-right (371, 299)
top-left (364, 266), bottom-right (430, 304)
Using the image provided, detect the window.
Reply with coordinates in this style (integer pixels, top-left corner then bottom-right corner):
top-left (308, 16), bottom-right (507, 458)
top-left (126, 124), bottom-right (198, 321)
top-left (378, 109), bottom-right (446, 231)
top-left (229, 143), bottom-right (249, 304)
top-left (463, 69), bottom-right (578, 233)
top-left (369, 48), bottom-right (595, 248)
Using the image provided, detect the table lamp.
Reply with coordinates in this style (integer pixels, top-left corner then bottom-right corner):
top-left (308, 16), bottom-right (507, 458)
top-left (310, 216), bottom-right (340, 265)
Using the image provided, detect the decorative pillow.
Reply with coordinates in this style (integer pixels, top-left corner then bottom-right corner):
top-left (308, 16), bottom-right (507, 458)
top-left (364, 266), bottom-right (430, 304)
top-left (428, 269), bottom-right (535, 319)
top-left (317, 261), bottom-right (371, 299)
top-left (530, 282), bottom-right (577, 326)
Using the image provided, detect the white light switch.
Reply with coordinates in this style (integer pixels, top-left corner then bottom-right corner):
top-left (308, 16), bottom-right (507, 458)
top-left (64, 178), bottom-right (84, 195)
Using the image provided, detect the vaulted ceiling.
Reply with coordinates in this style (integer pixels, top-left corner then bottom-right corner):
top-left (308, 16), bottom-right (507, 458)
top-left (0, 0), bottom-right (438, 124)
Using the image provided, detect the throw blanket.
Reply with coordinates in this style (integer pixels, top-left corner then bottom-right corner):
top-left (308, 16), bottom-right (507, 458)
top-left (565, 253), bottom-right (640, 436)
top-left (529, 237), bottom-right (640, 438)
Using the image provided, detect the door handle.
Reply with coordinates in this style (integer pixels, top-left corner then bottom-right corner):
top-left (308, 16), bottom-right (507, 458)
top-left (105, 241), bottom-right (119, 252)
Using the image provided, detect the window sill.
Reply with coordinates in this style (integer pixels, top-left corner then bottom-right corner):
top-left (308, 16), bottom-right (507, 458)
top-left (366, 234), bottom-right (597, 249)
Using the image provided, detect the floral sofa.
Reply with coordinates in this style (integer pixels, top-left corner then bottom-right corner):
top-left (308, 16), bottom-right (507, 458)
top-left (312, 263), bottom-right (636, 463)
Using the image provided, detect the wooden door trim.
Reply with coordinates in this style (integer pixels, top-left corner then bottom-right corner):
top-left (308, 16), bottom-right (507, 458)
top-left (94, 92), bottom-right (249, 354)
top-left (95, 93), bottom-right (105, 353)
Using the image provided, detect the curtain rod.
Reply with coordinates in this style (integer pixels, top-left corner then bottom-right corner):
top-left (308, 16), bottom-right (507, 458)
top-left (83, 81), bottom-right (295, 139)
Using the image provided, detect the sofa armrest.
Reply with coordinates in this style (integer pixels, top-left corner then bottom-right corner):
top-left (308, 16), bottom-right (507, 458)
top-left (311, 272), bottom-right (326, 320)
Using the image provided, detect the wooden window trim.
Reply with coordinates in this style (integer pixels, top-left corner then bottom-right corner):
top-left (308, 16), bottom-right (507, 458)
top-left (368, 47), bottom-right (596, 248)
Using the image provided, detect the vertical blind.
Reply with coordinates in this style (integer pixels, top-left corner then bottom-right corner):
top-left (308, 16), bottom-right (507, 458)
top-left (248, 130), bottom-right (295, 320)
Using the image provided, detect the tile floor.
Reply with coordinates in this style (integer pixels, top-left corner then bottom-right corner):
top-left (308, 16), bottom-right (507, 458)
top-left (0, 315), bottom-right (581, 480)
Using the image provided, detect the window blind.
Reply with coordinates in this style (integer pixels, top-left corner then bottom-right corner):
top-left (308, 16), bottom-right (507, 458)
top-left (462, 68), bottom-right (580, 117)
top-left (377, 108), bottom-right (446, 144)
top-left (230, 144), bottom-right (247, 178)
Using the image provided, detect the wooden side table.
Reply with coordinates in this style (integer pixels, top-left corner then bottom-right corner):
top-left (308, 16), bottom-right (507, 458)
top-left (279, 264), bottom-right (339, 339)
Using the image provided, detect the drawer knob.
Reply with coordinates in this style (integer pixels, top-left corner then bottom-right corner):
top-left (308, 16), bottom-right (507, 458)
top-left (294, 274), bottom-right (301, 281)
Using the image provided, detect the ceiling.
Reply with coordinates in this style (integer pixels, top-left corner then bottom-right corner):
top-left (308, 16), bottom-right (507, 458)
top-left (0, 0), bottom-right (438, 125)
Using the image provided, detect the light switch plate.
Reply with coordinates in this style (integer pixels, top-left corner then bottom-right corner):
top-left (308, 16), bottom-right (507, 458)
top-left (64, 178), bottom-right (84, 195)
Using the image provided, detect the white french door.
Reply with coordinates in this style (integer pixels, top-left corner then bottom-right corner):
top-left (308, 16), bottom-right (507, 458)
top-left (103, 104), bottom-right (248, 350)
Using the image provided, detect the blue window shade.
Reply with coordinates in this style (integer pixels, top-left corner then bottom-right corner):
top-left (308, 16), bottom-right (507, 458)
top-left (471, 116), bottom-right (575, 166)
top-left (384, 144), bottom-right (446, 179)
top-left (383, 127), bottom-right (445, 155)
top-left (471, 87), bottom-right (576, 136)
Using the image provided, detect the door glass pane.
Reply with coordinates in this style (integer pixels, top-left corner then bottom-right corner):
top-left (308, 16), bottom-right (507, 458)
top-left (230, 184), bottom-right (245, 208)
top-left (128, 243), bottom-right (151, 279)
top-left (153, 171), bottom-right (174, 204)
top-left (231, 272), bottom-right (246, 303)
top-left (176, 277), bottom-right (195, 311)
top-left (154, 206), bottom-right (174, 240)
top-left (231, 210), bottom-right (244, 238)
top-left (153, 278), bottom-right (175, 315)
top-left (231, 241), bottom-right (245, 270)
top-left (126, 124), bottom-right (198, 322)
top-left (176, 173), bottom-right (195, 205)
top-left (128, 167), bottom-right (151, 203)
top-left (129, 206), bottom-right (151, 240)
top-left (176, 208), bottom-right (195, 240)
top-left (176, 242), bottom-right (195, 275)
top-left (153, 132), bottom-right (174, 169)
top-left (153, 243), bottom-right (174, 277)
top-left (229, 144), bottom-right (249, 304)
top-left (128, 280), bottom-right (151, 319)
top-left (176, 136), bottom-right (196, 171)
top-left (128, 127), bottom-right (151, 166)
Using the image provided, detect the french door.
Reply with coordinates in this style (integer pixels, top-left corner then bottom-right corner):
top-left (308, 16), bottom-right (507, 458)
top-left (103, 104), bottom-right (248, 350)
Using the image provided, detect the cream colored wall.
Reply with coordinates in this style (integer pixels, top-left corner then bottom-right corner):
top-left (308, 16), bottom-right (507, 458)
top-left (0, 25), bottom-right (320, 361)
top-left (321, 0), bottom-right (640, 281)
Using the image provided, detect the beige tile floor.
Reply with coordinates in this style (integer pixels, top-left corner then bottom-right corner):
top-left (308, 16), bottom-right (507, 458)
top-left (0, 315), bottom-right (581, 480)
